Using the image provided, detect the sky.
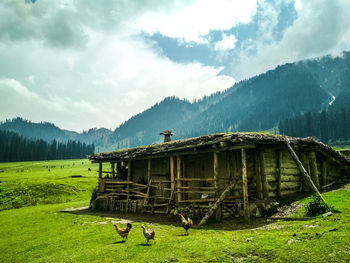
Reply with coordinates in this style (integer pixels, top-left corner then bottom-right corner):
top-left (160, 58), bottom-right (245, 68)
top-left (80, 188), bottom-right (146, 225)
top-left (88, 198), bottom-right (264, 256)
top-left (1, 0), bottom-right (350, 132)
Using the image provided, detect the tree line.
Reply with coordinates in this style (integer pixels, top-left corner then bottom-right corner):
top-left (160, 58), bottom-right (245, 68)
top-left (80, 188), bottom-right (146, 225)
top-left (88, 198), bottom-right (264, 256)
top-left (278, 107), bottom-right (350, 144)
top-left (0, 130), bottom-right (95, 162)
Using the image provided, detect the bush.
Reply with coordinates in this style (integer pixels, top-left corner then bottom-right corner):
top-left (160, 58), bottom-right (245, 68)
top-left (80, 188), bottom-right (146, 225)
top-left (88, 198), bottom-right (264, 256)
top-left (305, 194), bottom-right (331, 216)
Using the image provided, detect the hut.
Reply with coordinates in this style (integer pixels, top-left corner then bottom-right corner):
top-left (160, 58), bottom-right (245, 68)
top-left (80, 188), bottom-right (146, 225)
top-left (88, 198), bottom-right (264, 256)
top-left (88, 133), bottom-right (350, 220)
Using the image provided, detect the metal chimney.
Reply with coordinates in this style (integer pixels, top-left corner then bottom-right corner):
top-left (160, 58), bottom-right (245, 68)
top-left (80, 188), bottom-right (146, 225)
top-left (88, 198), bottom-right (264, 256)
top-left (160, 130), bottom-right (174, 142)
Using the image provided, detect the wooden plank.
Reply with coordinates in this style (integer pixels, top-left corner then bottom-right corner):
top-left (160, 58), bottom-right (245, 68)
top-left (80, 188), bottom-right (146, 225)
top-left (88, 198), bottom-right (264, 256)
top-left (300, 152), bottom-right (311, 192)
top-left (241, 148), bottom-right (250, 221)
top-left (176, 178), bottom-right (217, 182)
top-left (309, 151), bottom-right (320, 190)
top-left (213, 151), bottom-right (219, 197)
top-left (255, 153), bottom-right (263, 199)
top-left (277, 151), bottom-right (282, 197)
top-left (147, 159), bottom-right (151, 183)
top-left (259, 151), bottom-right (269, 200)
top-left (98, 163), bottom-right (102, 178)
top-left (177, 186), bottom-right (218, 190)
top-left (178, 198), bottom-right (216, 203)
top-left (98, 178), bottom-right (105, 192)
top-left (321, 160), bottom-right (327, 186)
top-left (177, 156), bottom-right (182, 202)
top-left (127, 161), bottom-right (131, 201)
top-left (170, 156), bottom-right (175, 195)
top-left (111, 162), bottom-right (115, 179)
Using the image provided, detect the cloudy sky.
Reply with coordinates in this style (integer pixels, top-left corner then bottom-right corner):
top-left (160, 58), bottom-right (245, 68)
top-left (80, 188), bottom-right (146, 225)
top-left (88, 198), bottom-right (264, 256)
top-left (1, 0), bottom-right (350, 132)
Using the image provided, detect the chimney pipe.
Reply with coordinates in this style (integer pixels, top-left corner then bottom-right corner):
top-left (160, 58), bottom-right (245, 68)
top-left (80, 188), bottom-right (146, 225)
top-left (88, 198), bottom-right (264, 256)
top-left (160, 130), bottom-right (174, 142)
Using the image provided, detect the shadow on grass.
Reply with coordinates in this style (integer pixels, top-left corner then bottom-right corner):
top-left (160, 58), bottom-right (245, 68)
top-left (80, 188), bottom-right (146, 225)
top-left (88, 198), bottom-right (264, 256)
top-left (112, 240), bottom-right (126, 244)
top-left (138, 243), bottom-right (152, 246)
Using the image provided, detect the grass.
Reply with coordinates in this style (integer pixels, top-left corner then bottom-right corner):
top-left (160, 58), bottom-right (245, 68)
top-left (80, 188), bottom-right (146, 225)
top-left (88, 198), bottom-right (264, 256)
top-left (1, 160), bottom-right (350, 262)
top-left (0, 159), bottom-right (98, 210)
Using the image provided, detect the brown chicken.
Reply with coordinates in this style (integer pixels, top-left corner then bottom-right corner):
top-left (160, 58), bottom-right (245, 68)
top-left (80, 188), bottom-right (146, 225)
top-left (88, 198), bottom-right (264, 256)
top-left (179, 213), bottom-right (193, 235)
top-left (141, 225), bottom-right (156, 244)
top-left (113, 223), bottom-right (132, 241)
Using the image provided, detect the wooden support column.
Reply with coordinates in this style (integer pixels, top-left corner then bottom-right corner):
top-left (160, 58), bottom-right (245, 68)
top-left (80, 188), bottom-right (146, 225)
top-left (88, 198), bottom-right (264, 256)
top-left (127, 161), bottom-right (132, 201)
top-left (213, 151), bottom-right (221, 220)
top-left (99, 163), bottom-right (102, 178)
top-left (255, 153), bottom-right (263, 199)
top-left (241, 148), bottom-right (250, 221)
top-left (170, 156), bottom-right (175, 192)
top-left (300, 152), bottom-right (311, 192)
top-left (147, 159), bottom-right (151, 183)
top-left (116, 162), bottom-right (122, 179)
top-left (277, 151), bottom-right (282, 197)
top-left (111, 162), bottom-right (115, 179)
top-left (321, 160), bottom-right (328, 186)
top-left (182, 157), bottom-right (188, 201)
top-left (176, 156), bottom-right (182, 202)
top-left (309, 151), bottom-right (320, 190)
top-left (259, 151), bottom-right (269, 200)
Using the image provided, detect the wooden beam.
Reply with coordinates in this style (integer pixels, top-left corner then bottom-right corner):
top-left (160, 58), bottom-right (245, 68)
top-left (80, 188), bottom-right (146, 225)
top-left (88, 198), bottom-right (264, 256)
top-left (170, 156), bottom-right (175, 194)
top-left (147, 159), bottom-right (151, 183)
top-left (284, 141), bottom-right (331, 211)
top-left (213, 152), bottom-right (219, 195)
top-left (176, 156), bottom-right (182, 202)
top-left (277, 151), bottom-right (282, 197)
top-left (308, 151), bottom-right (320, 190)
top-left (321, 160), bottom-right (327, 186)
top-left (259, 151), bottom-right (269, 200)
top-left (111, 162), bottom-right (115, 179)
top-left (197, 182), bottom-right (236, 227)
top-left (241, 148), bottom-right (250, 221)
top-left (116, 162), bottom-right (121, 179)
top-left (127, 160), bottom-right (132, 201)
top-left (98, 163), bottom-right (102, 178)
top-left (300, 152), bottom-right (311, 192)
top-left (255, 153), bottom-right (263, 199)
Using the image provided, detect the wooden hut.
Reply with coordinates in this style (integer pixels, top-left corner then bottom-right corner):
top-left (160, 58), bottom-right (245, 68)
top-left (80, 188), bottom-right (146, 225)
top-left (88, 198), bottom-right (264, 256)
top-left (88, 133), bottom-right (350, 220)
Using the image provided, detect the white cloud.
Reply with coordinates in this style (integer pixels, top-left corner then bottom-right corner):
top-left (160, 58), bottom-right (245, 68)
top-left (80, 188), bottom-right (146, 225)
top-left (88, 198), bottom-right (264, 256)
top-left (235, 0), bottom-right (350, 79)
top-left (214, 33), bottom-right (237, 51)
top-left (136, 0), bottom-right (258, 43)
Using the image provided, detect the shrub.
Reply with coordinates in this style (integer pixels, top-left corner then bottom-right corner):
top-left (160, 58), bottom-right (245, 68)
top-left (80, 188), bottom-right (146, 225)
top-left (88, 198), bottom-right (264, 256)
top-left (305, 194), bottom-right (331, 216)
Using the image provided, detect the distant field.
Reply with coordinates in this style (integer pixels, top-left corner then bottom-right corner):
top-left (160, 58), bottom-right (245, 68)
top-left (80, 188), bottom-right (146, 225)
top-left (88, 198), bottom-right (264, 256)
top-left (0, 159), bottom-right (98, 210)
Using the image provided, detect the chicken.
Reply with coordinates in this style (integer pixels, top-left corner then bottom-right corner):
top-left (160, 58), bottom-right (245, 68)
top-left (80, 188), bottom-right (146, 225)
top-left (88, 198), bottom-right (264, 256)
top-left (179, 213), bottom-right (193, 235)
top-left (141, 225), bottom-right (156, 244)
top-left (113, 223), bottom-right (132, 241)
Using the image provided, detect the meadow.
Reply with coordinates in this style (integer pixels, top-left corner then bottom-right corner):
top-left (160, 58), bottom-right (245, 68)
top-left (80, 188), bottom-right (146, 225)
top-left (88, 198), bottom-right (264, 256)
top-left (0, 160), bottom-right (350, 262)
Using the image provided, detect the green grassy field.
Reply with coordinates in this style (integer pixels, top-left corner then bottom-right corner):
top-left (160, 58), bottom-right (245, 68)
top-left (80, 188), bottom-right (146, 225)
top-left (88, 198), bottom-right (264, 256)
top-left (0, 160), bottom-right (350, 262)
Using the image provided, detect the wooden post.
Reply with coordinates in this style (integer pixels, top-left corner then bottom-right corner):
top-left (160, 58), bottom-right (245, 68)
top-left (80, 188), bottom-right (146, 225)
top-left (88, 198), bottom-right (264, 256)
top-left (277, 151), bottom-right (282, 197)
top-left (198, 182), bottom-right (235, 227)
top-left (99, 163), bottom-right (102, 178)
top-left (284, 141), bottom-right (331, 211)
top-left (309, 151), bottom-right (320, 190)
top-left (170, 156), bottom-right (175, 194)
top-left (147, 159), bottom-right (151, 183)
top-left (241, 148), bottom-right (250, 221)
top-left (321, 160), bottom-right (327, 186)
top-left (300, 152), bottom-right (311, 192)
top-left (213, 151), bottom-right (221, 220)
top-left (176, 156), bottom-right (182, 202)
top-left (255, 153), bottom-right (263, 199)
top-left (127, 161), bottom-right (132, 201)
top-left (183, 157), bottom-right (188, 201)
top-left (116, 162), bottom-right (121, 179)
top-left (111, 162), bottom-right (115, 179)
top-left (259, 151), bottom-right (269, 200)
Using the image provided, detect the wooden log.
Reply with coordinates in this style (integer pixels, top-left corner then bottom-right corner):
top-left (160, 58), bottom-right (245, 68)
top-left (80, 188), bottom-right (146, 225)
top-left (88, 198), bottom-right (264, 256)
top-left (178, 198), bottom-right (216, 203)
top-left (176, 178), bottom-right (217, 182)
top-left (116, 162), bottom-right (121, 179)
top-left (183, 156), bottom-right (188, 201)
top-left (284, 141), bottom-right (331, 211)
top-left (280, 189), bottom-right (298, 196)
top-left (255, 153), bottom-right (263, 199)
top-left (111, 162), bottom-right (115, 179)
top-left (197, 182), bottom-right (236, 227)
top-left (280, 167), bottom-right (300, 175)
top-left (98, 163), bottom-right (102, 178)
top-left (127, 161), bottom-right (131, 201)
top-left (321, 160), bottom-right (327, 186)
top-left (177, 186), bottom-right (217, 190)
top-left (280, 175), bottom-right (301, 182)
top-left (177, 156), bottom-right (182, 202)
top-left (213, 152), bottom-right (219, 197)
top-left (300, 152), bottom-right (311, 192)
top-left (309, 151), bottom-right (320, 190)
top-left (280, 181), bottom-right (300, 189)
top-left (170, 156), bottom-right (175, 194)
top-left (147, 159), bottom-right (151, 183)
top-left (277, 151), bottom-right (282, 197)
top-left (259, 152), bottom-right (269, 200)
top-left (241, 148), bottom-right (250, 221)
top-left (98, 178), bottom-right (105, 192)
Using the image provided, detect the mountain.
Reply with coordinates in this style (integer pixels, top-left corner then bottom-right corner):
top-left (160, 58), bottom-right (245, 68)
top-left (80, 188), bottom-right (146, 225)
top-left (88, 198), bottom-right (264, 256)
top-left (0, 117), bottom-right (113, 146)
top-left (105, 51), bottom-right (350, 149)
top-left (2, 51), bottom-right (350, 152)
